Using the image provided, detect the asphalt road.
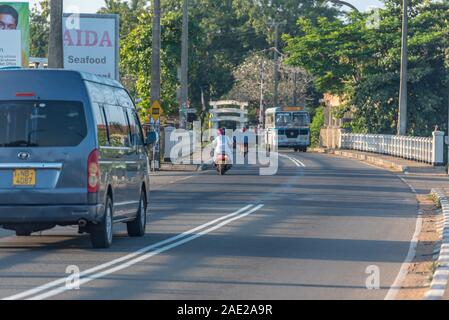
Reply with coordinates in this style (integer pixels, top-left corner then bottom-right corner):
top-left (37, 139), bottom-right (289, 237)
top-left (0, 152), bottom-right (419, 300)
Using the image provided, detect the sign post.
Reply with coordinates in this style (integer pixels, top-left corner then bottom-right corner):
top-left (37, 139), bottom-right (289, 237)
top-left (149, 101), bottom-right (163, 171)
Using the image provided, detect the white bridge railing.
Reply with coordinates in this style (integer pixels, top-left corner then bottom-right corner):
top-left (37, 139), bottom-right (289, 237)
top-left (339, 131), bottom-right (445, 166)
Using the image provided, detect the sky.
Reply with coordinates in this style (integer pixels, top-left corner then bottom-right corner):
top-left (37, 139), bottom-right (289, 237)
top-left (11, 0), bottom-right (385, 13)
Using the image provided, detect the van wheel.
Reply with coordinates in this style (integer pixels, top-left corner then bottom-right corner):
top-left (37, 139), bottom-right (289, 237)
top-left (127, 192), bottom-right (147, 237)
top-left (90, 197), bottom-right (113, 249)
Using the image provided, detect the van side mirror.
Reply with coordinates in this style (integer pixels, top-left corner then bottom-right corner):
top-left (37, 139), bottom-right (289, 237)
top-left (146, 131), bottom-right (158, 145)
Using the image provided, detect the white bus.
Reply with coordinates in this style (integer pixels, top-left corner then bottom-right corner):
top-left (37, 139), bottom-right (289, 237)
top-left (209, 100), bottom-right (248, 133)
top-left (265, 107), bottom-right (311, 152)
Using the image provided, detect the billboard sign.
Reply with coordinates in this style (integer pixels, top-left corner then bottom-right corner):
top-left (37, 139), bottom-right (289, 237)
top-left (63, 13), bottom-right (119, 80)
top-left (0, 30), bottom-right (21, 67)
top-left (0, 2), bottom-right (30, 68)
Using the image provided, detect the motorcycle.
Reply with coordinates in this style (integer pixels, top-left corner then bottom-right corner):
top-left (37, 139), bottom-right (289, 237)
top-left (214, 153), bottom-right (232, 175)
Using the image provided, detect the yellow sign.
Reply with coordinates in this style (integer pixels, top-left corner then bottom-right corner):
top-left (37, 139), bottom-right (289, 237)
top-left (150, 101), bottom-right (163, 122)
top-left (283, 106), bottom-right (305, 112)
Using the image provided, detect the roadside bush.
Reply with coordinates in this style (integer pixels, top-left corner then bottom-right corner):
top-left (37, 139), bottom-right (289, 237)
top-left (310, 106), bottom-right (324, 147)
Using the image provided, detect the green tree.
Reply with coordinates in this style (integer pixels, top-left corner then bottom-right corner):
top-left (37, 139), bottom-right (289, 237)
top-left (121, 11), bottom-right (182, 118)
top-left (120, 0), bottom-right (342, 119)
top-left (121, 0), bottom-right (267, 117)
top-left (233, 0), bottom-right (341, 45)
top-left (226, 52), bottom-right (313, 107)
top-left (285, 0), bottom-right (449, 136)
top-left (30, 0), bottom-right (50, 58)
top-left (310, 106), bottom-right (325, 147)
top-left (98, 0), bottom-right (147, 38)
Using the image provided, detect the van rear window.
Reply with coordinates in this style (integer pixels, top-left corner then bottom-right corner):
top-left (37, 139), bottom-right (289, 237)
top-left (0, 101), bottom-right (87, 147)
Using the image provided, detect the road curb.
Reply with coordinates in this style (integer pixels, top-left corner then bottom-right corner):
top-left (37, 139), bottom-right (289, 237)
top-left (425, 189), bottom-right (449, 300)
top-left (331, 150), bottom-right (407, 172)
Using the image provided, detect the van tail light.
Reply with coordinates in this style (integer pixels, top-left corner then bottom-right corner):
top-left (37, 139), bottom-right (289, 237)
top-left (87, 149), bottom-right (100, 193)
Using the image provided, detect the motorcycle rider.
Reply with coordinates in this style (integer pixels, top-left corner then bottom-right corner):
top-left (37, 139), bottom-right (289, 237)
top-left (212, 128), bottom-right (234, 168)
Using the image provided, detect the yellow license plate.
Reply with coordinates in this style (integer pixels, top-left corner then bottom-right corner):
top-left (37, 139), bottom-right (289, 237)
top-left (13, 169), bottom-right (36, 186)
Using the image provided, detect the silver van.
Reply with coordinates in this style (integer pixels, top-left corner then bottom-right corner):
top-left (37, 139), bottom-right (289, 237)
top-left (0, 70), bottom-right (156, 248)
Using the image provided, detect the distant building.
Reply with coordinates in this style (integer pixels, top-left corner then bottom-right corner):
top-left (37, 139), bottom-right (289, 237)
top-left (320, 93), bottom-right (353, 148)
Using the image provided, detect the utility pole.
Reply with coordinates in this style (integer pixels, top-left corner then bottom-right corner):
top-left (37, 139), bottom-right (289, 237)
top-left (398, 0), bottom-right (408, 136)
top-left (269, 20), bottom-right (286, 108)
top-left (151, 0), bottom-right (161, 171)
top-left (151, 0), bottom-right (161, 105)
top-left (48, 0), bottom-right (64, 68)
top-left (180, 0), bottom-right (189, 129)
top-left (259, 60), bottom-right (265, 126)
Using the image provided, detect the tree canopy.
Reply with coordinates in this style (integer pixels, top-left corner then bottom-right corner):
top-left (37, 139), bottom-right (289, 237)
top-left (285, 0), bottom-right (449, 136)
top-left (98, 0), bottom-right (147, 38)
top-left (30, 0), bottom-right (50, 58)
top-left (116, 0), bottom-right (339, 119)
top-left (28, 0), bottom-right (449, 136)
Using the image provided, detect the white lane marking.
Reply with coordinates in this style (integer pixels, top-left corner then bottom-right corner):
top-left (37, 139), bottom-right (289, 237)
top-left (279, 154), bottom-right (306, 168)
top-left (294, 157), bottom-right (306, 168)
top-left (29, 204), bottom-right (264, 301)
top-left (384, 176), bottom-right (423, 300)
top-left (4, 204), bottom-right (262, 301)
top-left (4, 204), bottom-right (253, 300)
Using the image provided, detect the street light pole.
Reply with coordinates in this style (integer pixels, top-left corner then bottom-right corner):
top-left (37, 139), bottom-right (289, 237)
top-left (180, 0), bottom-right (189, 129)
top-left (329, 0), bottom-right (359, 12)
top-left (398, 0), bottom-right (408, 136)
